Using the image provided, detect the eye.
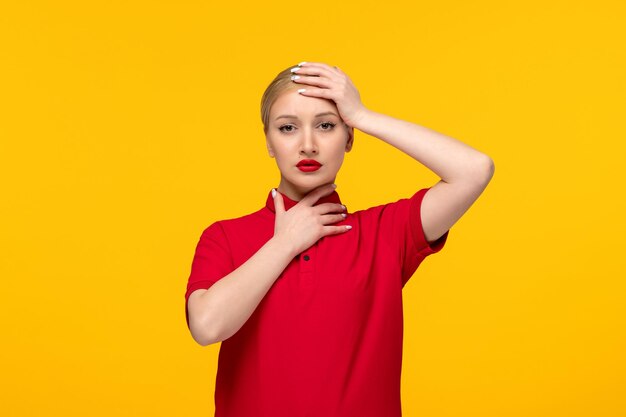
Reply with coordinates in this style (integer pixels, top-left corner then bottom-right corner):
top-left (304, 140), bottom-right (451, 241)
top-left (277, 122), bottom-right (336, 134)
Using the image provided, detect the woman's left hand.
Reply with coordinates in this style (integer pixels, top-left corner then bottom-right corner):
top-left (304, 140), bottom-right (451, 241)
top-left (290, 62), bottom-right (369, 129)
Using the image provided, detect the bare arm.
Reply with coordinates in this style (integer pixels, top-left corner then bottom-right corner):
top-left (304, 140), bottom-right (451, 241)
top-left (350, 109), bottom-right (494, 243)
top-left (187, 183), bottom-right (347, 346)
top-left (187, 236), bottom-right (296, 346)
top-left (292, 62), bottom-right (494, 243)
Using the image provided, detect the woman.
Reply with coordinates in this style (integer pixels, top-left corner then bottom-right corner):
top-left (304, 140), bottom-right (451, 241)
top-left (185, 61), bottom-right (494, 417)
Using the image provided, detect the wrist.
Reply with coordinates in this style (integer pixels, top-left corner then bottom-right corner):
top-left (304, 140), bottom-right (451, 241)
top-left (268, 235), bottom-right (298, 259)
top-left (349, 107), bottom-right (374, 130)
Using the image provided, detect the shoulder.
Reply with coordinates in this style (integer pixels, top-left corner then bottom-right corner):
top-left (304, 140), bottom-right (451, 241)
top-left (204, 207), bottom-right (268, 232)
top-left (198, 207), bottom-right (272, 250)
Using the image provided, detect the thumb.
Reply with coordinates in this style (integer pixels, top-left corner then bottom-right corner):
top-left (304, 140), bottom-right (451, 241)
top-left (273, 188), bottom-right (285, 214)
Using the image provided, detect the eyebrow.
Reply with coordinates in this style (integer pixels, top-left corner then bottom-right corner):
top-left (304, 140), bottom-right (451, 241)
top-left (274, 111), bottom-right (339, 121)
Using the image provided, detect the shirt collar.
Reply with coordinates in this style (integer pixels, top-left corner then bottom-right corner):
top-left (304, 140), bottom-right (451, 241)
top-left (265, 188), bottom-right (344, 213)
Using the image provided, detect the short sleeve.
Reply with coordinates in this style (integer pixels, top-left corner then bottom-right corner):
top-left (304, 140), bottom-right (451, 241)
top-left (184, 221), bottom-right (234, 330)
top-left (379, 187), bottom-right (450, 287)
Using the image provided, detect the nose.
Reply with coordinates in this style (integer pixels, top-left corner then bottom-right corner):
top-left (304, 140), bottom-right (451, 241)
top-left (299, 128), bottom-right (318, 155)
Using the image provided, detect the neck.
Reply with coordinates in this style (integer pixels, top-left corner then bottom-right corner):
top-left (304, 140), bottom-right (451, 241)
top-left (277, 180), bottom-right (336, 201)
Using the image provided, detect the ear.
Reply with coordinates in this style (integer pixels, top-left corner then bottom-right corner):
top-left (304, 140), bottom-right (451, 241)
top-left (266, 137), bottom-right (275, 158)
top-left (345, 125), bottom-right (354, 152)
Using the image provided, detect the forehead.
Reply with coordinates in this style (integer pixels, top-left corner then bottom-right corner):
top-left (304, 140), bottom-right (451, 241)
top-left (270, 89), bottom-right (338, 119)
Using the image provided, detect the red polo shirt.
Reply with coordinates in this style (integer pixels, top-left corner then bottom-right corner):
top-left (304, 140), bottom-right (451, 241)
top-left (185, 187), bottom-right (449, 417)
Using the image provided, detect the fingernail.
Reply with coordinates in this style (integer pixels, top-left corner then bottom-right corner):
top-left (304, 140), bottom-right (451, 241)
top-left (297, 89), bottom-right (306, 94)
top-left (290, 67), bottom-right (301, 73)
top-left (341, 204), bottom-right (346, 210)
top-left (332, 183), bottom-right (337, 189)
top-left (272, 188), bottom-right (276, 198)
top-left (341, 213), bottom-right (347, 218)
top-left (345, 225), bottom-right (352, 230)
top-left (297, 61), bottom-right (307, 66)
top-left (291, 75), bottom-right (300, 80)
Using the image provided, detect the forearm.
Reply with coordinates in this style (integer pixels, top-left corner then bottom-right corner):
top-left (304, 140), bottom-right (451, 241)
top-left (197, 236), bottom-right (296, 345)
top-left (352, 109), bottom-right (493, 184)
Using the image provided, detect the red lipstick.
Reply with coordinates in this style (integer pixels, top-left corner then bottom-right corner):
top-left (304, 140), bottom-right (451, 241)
top-left (297, 159), bottom-right (322, 172)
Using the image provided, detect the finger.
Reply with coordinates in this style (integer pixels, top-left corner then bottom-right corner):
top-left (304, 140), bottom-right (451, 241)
top-left (324, 224), bottom-right (353, 236)
top-left (314, 202), bottom-right (347, 215)
top-left (301, 183), bottom-right (337, 207)
top-left (297, 87), bottom-right (331, 99)
top-left (299, 62), bottom-right (341, 75)
top-left (320, 213), bottom-right (347, 225)
top-left (291, 74), bottom-right (332, 89)
top-left (292, 63), bottom-right (337, 81)
top-left (273, 188), bottom-right (285, 214)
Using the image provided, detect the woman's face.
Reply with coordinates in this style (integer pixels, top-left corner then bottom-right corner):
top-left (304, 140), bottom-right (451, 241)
top-left (266, 88), bottom-right (354, 201)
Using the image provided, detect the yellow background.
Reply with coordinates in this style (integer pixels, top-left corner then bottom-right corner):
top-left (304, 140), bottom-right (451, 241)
top-left (1, 1), bottom-right (625, 416)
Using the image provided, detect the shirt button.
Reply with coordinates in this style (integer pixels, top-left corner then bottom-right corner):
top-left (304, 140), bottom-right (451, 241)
top-left (303, 254), bottom-right (310, 261)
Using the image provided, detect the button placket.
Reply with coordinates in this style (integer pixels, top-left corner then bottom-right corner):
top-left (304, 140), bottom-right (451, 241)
top-left (299, 242), bottom-right (317, 286)
top-left (300, 245), bottom-right (315, 272)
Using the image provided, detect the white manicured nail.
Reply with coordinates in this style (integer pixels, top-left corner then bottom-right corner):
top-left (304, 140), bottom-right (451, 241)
top-left (290, 67), bottom-right (300, 73)
top-left (291, 75), bottom-right (300, 80)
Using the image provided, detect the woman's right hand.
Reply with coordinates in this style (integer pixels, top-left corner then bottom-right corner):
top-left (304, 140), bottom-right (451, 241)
top-left (272, 183), bottom-right (351, 257)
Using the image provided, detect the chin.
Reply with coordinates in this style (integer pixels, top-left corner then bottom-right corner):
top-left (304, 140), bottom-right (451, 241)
top-left (294, 178), bottom-right (328, 190)
top-left (285, 174), bottom-right (331, 191)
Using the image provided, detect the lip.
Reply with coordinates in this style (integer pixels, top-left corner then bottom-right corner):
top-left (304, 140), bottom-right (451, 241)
top-left (297, 159), bottom-right (322, 167)
top-left (297, 159), bottom-right (322, 172)
top-left (298, 165), bottom-right (321, 172)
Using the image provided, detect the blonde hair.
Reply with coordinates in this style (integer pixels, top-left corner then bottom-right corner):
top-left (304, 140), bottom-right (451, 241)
top-left (260, 65), bottom-right (311, 135)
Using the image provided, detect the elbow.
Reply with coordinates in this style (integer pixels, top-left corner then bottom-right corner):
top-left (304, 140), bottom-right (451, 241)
top-left (456, 154), bottom-right (495, 187)
top-left (191, 321), bottom-right (220, 347)
top-left (187, 288), bottom-right (224, 346)
top-left (189, 308), bottom-right (222, 347)
top-left (483, 156), bottom-right (495, 182)
top-left (473, 155), bottom-right (495, 186)
top-left (196, 335), bottom-right (218, 347)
